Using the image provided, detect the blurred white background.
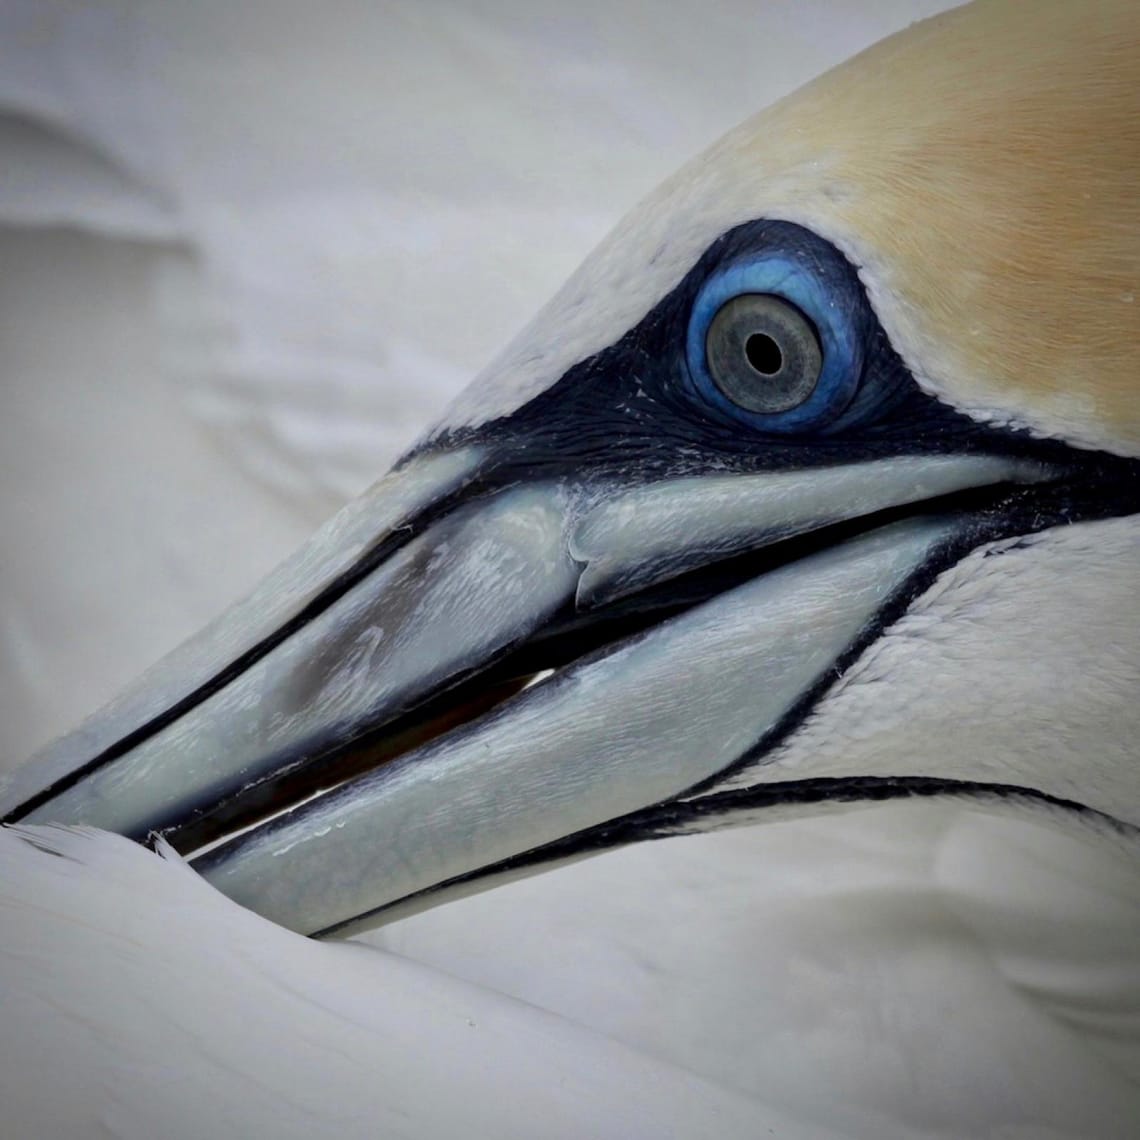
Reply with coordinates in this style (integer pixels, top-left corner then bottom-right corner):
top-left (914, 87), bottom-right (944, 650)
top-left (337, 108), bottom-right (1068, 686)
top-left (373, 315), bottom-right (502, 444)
top-left (11, 5), bottom-right (1135, 1136)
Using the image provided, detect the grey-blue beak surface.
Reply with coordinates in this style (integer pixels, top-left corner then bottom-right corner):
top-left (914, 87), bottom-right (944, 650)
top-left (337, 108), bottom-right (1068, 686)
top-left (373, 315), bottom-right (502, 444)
top-left (1, 426), bottom-right (1057, 936)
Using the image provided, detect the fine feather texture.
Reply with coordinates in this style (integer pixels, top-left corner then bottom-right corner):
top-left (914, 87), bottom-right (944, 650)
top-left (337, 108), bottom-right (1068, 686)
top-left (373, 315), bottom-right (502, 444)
top-left (446, 0), bottom-right (1140, 455)
top-left (0, 823), bottom-right (829, 1140)
top-left (373, 799), bottom-right (1140, 1138)
top-left (713, 512), bottom-right (1140, 828)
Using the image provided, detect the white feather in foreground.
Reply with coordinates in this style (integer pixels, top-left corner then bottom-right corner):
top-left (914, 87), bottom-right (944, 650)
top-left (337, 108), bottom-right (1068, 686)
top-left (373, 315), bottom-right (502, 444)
top-left (0, 823), bottom-right (836, 1140)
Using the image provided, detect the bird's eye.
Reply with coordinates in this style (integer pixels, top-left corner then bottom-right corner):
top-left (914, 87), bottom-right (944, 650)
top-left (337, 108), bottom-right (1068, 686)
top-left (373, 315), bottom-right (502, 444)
top-left (705, 294), bottom-right (822, 414)
top-left (684, 251), bottom-right (864, 434)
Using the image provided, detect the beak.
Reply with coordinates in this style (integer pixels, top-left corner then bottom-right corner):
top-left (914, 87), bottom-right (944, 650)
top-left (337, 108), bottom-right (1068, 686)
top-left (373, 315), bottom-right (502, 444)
top-left (1, 434), bottom-right (1056, 936)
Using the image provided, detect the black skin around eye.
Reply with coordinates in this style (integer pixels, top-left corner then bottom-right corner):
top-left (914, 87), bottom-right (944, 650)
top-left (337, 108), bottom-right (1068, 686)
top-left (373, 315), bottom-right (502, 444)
top-left (427, 219), bottom-right (1097, 482)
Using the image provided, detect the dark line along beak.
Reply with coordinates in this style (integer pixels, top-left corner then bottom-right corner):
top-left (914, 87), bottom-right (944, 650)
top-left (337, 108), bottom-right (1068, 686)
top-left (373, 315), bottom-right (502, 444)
top-left (2, 446), bottom-right (1056, 935)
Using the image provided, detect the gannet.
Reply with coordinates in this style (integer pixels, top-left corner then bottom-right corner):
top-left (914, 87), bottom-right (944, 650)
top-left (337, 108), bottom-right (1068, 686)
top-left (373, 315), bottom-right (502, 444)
top-left (2, 0), bottom-right (1137, 1135)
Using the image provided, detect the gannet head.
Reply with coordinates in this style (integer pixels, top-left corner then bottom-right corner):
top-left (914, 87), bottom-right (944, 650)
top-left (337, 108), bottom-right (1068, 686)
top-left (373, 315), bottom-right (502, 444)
top-left (4, 0), bottom-right (1138, 937)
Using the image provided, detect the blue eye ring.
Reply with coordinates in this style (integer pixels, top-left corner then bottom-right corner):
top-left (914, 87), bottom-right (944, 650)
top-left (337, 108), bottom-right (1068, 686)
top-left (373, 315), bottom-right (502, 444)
top-left (685, 256), bottom-right (864, 433)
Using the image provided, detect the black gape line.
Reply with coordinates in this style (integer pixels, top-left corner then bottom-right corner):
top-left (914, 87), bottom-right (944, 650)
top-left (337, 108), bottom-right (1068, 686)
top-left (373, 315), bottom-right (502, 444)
top-left (9, 218), bottom-right (1140, 875)
top-left (338, 775), bottom-right (1140, 940)
top-left (197, 214), bottom-right (1140, 925)
top-left (302, 490), bottom-right (1136, 937)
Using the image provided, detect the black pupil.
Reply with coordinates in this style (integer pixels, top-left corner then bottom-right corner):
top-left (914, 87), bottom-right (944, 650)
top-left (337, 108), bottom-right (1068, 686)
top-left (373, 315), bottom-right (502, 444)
top-left (745, 333), bottom-right (783, 376)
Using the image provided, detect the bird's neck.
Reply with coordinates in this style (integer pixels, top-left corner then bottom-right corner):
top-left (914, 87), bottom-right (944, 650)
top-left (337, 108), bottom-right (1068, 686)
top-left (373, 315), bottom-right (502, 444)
top-left (705, 513), bottom-right (1140, 832)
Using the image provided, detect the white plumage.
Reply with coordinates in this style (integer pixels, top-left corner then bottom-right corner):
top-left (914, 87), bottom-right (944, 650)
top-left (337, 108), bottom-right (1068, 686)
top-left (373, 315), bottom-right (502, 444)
top-left (0, 824), bottom-right (805, 1140)
top-left (1, 3), bottom-right (1137, 1137)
